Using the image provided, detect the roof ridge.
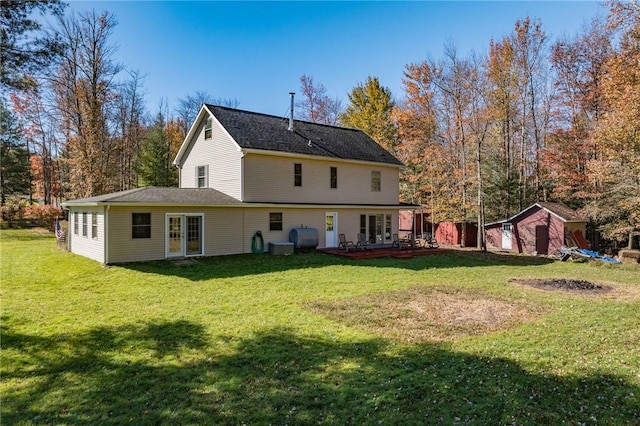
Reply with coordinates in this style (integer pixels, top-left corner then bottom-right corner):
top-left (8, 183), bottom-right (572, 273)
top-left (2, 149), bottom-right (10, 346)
top-left (205, 104), bottom-right (361, 132)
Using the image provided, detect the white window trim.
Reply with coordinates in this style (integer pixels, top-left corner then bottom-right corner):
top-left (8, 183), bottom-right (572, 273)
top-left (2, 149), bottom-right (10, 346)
top-left (165, 213), bottom-right (205, 258)
top-left (371, 170), bottom-right (381, 192)
top-left (204, 117), bottom-right (212, 140)
top-left (196, 165), bottom-right (209, 188)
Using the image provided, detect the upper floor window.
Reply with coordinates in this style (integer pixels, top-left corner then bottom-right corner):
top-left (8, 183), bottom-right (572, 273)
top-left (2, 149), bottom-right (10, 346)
top-left (294, 163), bottom-right (302, 187)
top-left (330, 167), bottom-right (337, 189)
top-left (269, 212), bottom-right (283, 231)
top-left (371, 171), bottom-right (381, 192)
top-left (204, 117), bottom-right (212, 140)
top-left (132, 213), bottom-right (151, 239)
top-left (196, 165), bottom-right (208, 188)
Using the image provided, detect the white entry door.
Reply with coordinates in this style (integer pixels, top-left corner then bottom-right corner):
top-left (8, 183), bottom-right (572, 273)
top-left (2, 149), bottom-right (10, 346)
top-left (325, 212), bottom-right (338, 248)
top-left (167, 215), bottom-right (184, 257)
top-left (166, 214), bottom-right (203, 257)
top-left (502, 223), bottom-right (513, 250)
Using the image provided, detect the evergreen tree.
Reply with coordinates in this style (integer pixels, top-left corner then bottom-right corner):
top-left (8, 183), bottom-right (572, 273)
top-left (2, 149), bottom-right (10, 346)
top-left (0, 0), bottom-right (66, 91)
top-left (0, 102), bottom-right (30, 204)
top-left (137, 113), bottom-right (179, 187)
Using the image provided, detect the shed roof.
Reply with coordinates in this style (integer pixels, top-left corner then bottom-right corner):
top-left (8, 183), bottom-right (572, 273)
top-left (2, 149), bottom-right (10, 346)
top-left (176, 105), bottom-right (403, 167)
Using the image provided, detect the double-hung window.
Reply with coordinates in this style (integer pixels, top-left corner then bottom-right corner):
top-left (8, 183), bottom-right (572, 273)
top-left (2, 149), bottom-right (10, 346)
top-left (196, 165), bottom-right (208, 188)
top-left (204, 117), bottom-right (212, 140)
top-left (330, 167), bottom-right (337, 189)
top-left (269, 212), bottom-right (283, 231)
top-left (82, 212), bottom-right (88, 237)
top-left (132, 213), bottom-right (151, 239)
top-left (91, 213), bottom-right (98, 239)
top-left (371, 171), bottom-right (381, 192)
top-left (73, 212), bottom-right (79, 235)
top-left (294, 163), bottom-right (302, 187)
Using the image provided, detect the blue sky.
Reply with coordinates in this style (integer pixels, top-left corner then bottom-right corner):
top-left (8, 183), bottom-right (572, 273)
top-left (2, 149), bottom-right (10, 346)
top-left (68, 1), bottom-right (604, 118)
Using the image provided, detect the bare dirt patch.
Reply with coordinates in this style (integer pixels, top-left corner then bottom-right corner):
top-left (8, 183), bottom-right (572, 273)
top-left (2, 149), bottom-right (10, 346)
top-left (306, 286), bottom-right (542, 343)
top-left (509, 278), bottom-right (612, 294)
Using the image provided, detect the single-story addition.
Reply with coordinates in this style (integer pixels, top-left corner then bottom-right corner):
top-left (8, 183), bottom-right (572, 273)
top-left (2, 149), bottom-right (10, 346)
top-left (484, 202), bottom-right (587, 256)
top-left (62, 103), bottom-right (415, 264)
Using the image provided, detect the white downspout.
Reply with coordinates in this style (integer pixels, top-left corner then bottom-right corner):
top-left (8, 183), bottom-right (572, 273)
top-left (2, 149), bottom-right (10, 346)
top-left (104, 205), bottom-right (110, 264)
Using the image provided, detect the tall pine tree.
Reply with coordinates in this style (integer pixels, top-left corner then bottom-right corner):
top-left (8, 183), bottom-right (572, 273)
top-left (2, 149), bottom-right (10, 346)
top-left (0, 102), bottom-right (30, 205)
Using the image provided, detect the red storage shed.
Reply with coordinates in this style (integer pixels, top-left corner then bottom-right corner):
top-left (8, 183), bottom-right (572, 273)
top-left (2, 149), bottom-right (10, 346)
top-left (484, 202), bottom-right (587, 256)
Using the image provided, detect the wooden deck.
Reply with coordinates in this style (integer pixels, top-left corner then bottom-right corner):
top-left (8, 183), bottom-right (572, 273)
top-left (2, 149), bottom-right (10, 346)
top-left (320, 246), bottom-right (453, 260)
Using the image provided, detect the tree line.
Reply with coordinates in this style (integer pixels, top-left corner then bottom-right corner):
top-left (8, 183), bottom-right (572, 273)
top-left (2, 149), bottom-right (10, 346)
top-left (297, 1), bottom-right (639, 249)
top-left (1, 0), bottom-right (638, 248)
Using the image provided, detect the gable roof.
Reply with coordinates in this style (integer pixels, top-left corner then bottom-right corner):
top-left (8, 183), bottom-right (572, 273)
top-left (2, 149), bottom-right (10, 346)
top-left (175, 104), bottom-right (403, 167)
top-left (535, 202), bottom-right (584, 221)
top-left (62, 187), bottom-right (242, 207)
top-left (485, 202), bottom-right (586, 227)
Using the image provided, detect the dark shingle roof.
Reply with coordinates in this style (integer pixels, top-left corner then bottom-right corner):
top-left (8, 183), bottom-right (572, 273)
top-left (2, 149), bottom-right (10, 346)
top-left (206, 105), bottom-right (403, 166)
top-left (62, 187), bottom-right (242, 206)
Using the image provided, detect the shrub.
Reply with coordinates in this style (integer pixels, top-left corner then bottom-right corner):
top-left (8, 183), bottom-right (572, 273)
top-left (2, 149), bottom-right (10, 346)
top-left (23, 204), bottom-right (63, 230)
top-left (0, 197), bottom-right (29, 227)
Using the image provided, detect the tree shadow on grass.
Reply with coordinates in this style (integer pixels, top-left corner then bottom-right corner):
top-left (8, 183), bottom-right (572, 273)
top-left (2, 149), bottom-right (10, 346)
top-left (121, 250), bottom-right (555, 282)
top-left (3, 319), bottom-right (638, 425)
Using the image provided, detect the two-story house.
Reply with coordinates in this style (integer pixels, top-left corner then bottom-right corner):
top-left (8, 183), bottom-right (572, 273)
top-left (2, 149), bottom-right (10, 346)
top-left (62, 104), bottom-right (410, 264)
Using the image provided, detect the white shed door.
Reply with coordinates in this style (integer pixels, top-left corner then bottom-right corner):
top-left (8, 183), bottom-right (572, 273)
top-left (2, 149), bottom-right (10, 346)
top-left (502, 223), bottom-right (513, 250)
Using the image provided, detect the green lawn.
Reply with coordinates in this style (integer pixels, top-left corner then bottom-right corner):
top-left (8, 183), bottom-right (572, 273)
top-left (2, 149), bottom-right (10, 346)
top-left (2, 228), bottom-right (639, 425)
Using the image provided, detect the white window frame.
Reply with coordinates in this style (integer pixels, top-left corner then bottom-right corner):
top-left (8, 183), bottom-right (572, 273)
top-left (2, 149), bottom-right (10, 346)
top-left (196, 165), bottom-right (208, 188)
top-left (204, 117), bottom-right (212, 140)
top-left (371, 170), bottom-right (381, 192)
top-left (91, 212), bottom-right (98, 239)
top-left (82, 212), bottom-right (87, 237)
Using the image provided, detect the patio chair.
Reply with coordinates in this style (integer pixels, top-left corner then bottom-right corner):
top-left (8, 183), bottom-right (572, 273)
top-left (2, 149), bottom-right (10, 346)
top-left (392, 233), bottom-right (402, 248)
top-left (338, 233), bottom-right (355, 251)
top-left (356, 233), bottom-right (372, 250)
top-left (392, 233), bottom-right (411, 249)
top-left (424, 233), bottom-right (439, 249)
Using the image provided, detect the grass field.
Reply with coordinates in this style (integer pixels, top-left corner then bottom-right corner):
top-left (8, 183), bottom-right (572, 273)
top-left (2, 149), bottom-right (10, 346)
top-left (2, 228), bottom-right (639, 425)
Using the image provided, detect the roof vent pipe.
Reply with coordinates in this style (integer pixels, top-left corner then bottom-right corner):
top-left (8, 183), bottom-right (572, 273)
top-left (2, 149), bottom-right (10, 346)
top-left (288, 92), bottom-right (295, 131)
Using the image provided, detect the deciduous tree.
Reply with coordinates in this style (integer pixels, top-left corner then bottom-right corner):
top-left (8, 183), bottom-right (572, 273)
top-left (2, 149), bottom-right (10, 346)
top-left (51, 10), bottom-right (123, 198)
top-left (176, 91), bottom-right (239, 136)
top-left (340, 76), bottom-right (397, 153)
top-left (297, 74), bottom-right (342, 125)
top-left (587, 0), bottom-right (640, 243)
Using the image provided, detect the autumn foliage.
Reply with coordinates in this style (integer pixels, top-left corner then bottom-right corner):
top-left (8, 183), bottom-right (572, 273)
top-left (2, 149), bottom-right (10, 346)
top-left (3, 1), bottom-right (638, 247)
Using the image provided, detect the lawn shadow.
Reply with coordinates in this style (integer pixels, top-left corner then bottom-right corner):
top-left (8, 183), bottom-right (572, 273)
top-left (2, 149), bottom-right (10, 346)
top-left (3, 320), bottom-right (638, 425)
top-left (121, 250), bottom-right (555, 282)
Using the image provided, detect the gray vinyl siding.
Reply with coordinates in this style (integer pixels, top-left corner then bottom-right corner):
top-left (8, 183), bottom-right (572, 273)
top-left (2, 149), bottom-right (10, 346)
top-left (242, 154), bottom-right (400, 205)
top-left (68, 207), bottom-right (105, 263)
top-left (179, 115), bottom-right (242, 199)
